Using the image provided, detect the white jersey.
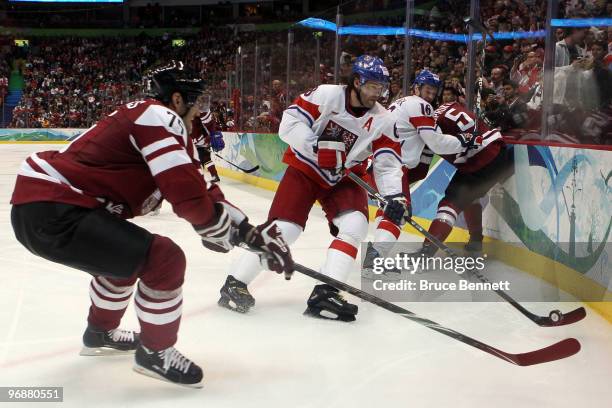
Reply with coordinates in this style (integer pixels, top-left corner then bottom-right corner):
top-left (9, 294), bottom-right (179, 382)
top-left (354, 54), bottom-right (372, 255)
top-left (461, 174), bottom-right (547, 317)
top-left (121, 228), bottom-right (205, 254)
top-left (279, 84), bottom-right (402, 196)
top-left (387, 96), bottom-right (468, 169)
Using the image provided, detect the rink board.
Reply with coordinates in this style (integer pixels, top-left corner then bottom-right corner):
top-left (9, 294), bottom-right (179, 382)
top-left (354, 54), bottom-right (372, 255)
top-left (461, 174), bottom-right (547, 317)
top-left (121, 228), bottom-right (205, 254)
top-left (1, 128), bottom-right (610, 321)
top-left (215, 132), bottom-right (612, 321)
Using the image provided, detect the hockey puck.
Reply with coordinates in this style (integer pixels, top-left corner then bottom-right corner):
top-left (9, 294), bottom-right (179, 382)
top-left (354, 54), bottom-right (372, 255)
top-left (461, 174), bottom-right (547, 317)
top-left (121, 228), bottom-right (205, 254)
top-left (549, 310), bottom-right (563, 323)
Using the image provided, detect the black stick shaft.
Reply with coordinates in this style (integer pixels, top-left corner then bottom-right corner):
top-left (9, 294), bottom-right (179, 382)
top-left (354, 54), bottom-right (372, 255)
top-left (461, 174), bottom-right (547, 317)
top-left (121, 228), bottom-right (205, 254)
top-left (214, 154), bottom-right (260, 173)
top-left (347, 172), bottom-right (585, 327)
top-left (292, 262), bottom-right (579, 366)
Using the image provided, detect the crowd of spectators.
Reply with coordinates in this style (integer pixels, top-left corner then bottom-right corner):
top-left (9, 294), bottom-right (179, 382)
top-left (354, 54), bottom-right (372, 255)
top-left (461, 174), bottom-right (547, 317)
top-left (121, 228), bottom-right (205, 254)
top-left (1, 0), bottom-right (610, 144)
top-left (328, 0), bottom-right (611, 144)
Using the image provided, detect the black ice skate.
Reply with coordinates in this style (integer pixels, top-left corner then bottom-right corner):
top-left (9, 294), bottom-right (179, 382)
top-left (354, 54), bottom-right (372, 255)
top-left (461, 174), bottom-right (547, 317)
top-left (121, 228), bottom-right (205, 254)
top-left (133, 345), bottom-right (203, 388)
top-left (80, 326), bottom-right (139, 356)
top-left (464, 238), bottom-right (483, 253)
top-left (218, 275), bottom-right (255, 313)
top-left (304, 284), bottom-right (358, 322)
top-left (362, 242), bottom-right (402, 280)
top-left (210, 175), bottom-right (221, 183)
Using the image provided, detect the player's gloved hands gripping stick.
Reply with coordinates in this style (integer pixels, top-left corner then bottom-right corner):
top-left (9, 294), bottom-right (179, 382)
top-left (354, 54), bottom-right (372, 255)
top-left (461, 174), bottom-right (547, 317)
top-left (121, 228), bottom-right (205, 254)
top-left (194, 203), bottom-right (233, 253)
top-left (383, 193), bottom-right (411, 227)
top-left (235, 220), bottom-right (294, 280)
top-left (457, 133), bottom-right (483, 150)
top-left (210, 131), bottom-right (225, 152)
top-left (315, 132), bottom-right (346, 175)
top-left (194, 205), bottom-right (294, 279)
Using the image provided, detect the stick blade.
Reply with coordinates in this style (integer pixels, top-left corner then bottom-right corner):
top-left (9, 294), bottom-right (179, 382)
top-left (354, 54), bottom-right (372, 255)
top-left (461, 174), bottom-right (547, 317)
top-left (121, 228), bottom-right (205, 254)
top-left (510, 338), bottom-right (581, 366)
top-left (554, 307), bottom-right (587, 326)
top-left (534, 307), bottom-right (587, 327)
top-left (243, 165), bottom-right (260, 174)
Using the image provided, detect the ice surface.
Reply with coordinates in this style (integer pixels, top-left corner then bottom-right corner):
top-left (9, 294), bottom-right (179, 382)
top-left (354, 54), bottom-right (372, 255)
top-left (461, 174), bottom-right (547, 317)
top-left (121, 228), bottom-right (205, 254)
top-left (0, 145), bottom-right (610, 408)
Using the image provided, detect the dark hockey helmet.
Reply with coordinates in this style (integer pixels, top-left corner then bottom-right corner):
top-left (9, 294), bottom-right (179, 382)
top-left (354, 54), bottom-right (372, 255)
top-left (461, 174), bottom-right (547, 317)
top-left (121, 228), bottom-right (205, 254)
top-left (144, 61), bottom-right (205, 106)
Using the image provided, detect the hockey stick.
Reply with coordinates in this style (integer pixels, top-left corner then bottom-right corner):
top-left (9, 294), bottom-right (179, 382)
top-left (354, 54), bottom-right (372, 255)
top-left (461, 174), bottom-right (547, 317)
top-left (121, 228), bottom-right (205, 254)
top-left (347, 172), bottom-right (586, 327)
top-left (236, 243), bottom-right (580, 366)
top-left (214, 153), bottom-right (260, 173)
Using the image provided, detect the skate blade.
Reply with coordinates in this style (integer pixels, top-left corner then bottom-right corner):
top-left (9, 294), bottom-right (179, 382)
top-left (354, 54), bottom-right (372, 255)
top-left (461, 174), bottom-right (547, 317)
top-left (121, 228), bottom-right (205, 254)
top-left (79, 346), bottom-right (136, 356)
top-left (133, 364), bottom-right (203, 389)
top-left (303, 307), bottom-right (356, 322)
top-left (217, 296), bottom-right (250, 314)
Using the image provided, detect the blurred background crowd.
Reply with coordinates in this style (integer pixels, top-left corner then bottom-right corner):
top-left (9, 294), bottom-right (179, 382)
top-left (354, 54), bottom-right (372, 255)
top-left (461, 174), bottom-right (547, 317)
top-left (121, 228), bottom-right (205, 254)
top-left (0, 0), bottom-right (610, 144)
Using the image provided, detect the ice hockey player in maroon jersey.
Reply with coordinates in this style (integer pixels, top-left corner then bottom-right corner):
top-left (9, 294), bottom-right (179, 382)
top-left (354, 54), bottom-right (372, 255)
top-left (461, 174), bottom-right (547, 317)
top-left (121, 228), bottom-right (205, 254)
top-left (414, 100), bottom-right (514, 257)
top-left (191, 107), bottom-right (223, 183)
top-left (9, 61), bottom-right (293, 388)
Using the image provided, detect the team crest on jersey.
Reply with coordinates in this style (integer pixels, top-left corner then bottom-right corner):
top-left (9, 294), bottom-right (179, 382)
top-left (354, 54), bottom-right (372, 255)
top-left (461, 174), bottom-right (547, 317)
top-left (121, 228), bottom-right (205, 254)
top-left (322, 120), bottom-right (359, 153)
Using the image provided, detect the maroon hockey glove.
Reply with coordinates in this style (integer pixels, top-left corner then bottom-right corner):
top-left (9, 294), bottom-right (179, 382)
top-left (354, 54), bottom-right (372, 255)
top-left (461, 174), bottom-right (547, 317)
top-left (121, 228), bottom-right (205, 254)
top-left (194, 203), bottom-right (233, 253)
top-left (315, 133), bottom-right (346, 173)
top-left (238, 220), bottom-right (294, 280)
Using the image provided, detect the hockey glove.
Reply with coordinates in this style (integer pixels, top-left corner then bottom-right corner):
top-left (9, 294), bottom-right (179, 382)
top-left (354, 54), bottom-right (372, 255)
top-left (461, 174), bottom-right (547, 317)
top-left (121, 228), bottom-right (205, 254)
top-left (194, 203), bottom-right (233, 253)
top-left (457, 133), bottom-right (483, 150)
top-left (237, 220), bottom-right (294, 280)
top-left (210, 131), bottom-right (225, 152)
top-left (383, 194), bottom-right (412, 227)
top-left (315, 133), bottom-right (345, 174)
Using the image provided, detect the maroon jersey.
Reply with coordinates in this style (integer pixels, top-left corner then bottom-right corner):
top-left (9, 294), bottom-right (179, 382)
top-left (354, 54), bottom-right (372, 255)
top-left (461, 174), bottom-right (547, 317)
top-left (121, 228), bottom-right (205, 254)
top-left (433, 102), bottom-right (504, 173)
top-left (11, 99), bottom-right (216, 226)
top-left (192, 111), bottom-right (217, 148)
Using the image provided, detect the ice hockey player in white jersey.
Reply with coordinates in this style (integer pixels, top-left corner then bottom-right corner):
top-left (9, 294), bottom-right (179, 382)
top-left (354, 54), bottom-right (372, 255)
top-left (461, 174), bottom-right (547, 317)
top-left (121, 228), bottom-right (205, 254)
top-left (218, 55), bottom-right (406, 321)
top-left (363, 70), bottom-right (481, 274)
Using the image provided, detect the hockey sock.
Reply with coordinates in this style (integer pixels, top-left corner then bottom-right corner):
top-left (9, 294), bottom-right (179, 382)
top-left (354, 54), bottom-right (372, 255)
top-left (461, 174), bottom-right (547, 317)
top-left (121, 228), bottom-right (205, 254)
top-left (425, 201), bottom-right (459, 246)
top-left (135, 235), bottom-right (185, 351)
top-left (464, 201), bottom-right (483, 242)
top-left (321, 211), bottom-right (368, 282)
top-left (208, 164), bottom-right (219, 179)
top-left (87, 275), bottom-right (136, 331)
top-left (372, 215), bottom-right (401, 257)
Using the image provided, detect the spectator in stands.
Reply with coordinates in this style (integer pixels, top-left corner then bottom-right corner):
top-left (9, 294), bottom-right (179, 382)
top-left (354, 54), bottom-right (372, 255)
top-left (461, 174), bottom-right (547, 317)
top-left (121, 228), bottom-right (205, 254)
top-left (510, 50), bottom-right (543, 97)
top-left (555, 27), bottom-right (587, 67)
top-left (484, 79), bottom-right (529, 131)
top-left (441, 86), bottom-right (459, 104)
top-left (489, 66), bottom-right (507, 96)
top-left (385, 81), bottom-right (403, 106)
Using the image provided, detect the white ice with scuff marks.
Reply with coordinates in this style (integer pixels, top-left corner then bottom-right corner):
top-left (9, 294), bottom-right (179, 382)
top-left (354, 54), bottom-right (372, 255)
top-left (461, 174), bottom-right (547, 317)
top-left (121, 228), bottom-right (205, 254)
top-left (0, 145), bottom-right (610, 408)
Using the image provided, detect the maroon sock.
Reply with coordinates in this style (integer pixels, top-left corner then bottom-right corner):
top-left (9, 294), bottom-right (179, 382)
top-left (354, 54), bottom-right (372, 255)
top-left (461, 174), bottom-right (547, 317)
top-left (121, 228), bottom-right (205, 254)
top-left (427, 219), bottom-right (453, 245)
top-left (464, 202), bottom-right (483, 241)
top-left (208, 165), bottom-right (219, 179)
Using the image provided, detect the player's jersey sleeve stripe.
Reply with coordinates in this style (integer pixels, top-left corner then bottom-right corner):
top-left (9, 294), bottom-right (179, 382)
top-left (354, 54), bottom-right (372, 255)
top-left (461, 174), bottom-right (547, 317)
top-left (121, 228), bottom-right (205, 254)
top-left (286, 105), bottom-right (314, 127)
top-left (372, 133), bottom-right (402, 156)
top-left (295, 96), bottom-right (321, 121)
top-left (134, 105), bottom-right (186, 141)
top-left (140, 137), bottom-right (180, 157)
top-left (409, 116), bottom-right (436, 128)
top-left (200, 111), bottom-right (212, 125)
top-left (144, 144), bottom-right (187, 163)
top-left (147, 150), bottom-right (193, 176)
